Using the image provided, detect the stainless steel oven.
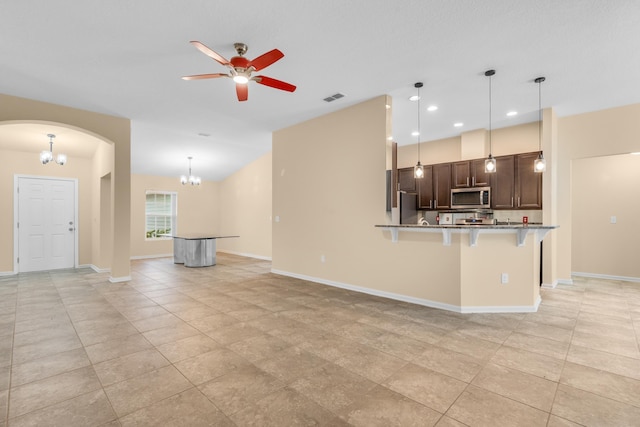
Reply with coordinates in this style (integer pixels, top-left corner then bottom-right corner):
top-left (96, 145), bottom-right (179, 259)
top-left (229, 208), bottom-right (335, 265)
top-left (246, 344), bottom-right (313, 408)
top-left (451, 186), bottom-right (491, 209)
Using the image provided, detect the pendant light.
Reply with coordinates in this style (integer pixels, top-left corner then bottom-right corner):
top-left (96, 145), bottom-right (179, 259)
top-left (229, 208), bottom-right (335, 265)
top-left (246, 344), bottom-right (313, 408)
top-left (484, 70), bottom-right (496, 173)
top-left (180, 156), bottom-right (201, 185)
top-left (40, 133), bottom-right (67, 165)
top-left (413, 82), bottom-right (424, 179)
top-left (534, 76), bottom-right (546, 172)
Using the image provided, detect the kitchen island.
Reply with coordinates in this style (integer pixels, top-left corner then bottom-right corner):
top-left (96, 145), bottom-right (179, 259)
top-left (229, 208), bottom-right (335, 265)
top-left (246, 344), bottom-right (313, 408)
top-left (375, 223), bottom-right (558, 313)
top-left (173, 234), bottom-right (239, 267)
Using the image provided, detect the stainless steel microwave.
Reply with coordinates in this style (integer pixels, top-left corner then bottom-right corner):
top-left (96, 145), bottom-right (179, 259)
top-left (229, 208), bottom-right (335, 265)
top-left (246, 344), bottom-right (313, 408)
top-left (451, 187), bottom-right (491, 209)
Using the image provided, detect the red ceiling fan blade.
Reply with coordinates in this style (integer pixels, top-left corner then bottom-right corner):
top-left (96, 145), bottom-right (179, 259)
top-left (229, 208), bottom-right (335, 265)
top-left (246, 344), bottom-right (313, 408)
top-left (189, 41), bottom-right (230, 66)
top-left (182, 73), bottom-right (228, 80)
top-left (254, 75), bottom-right (296, 92)
top-left (248, 49), bottom-right (284, 71)
top-left (236, 83), bottom-right (248, 101)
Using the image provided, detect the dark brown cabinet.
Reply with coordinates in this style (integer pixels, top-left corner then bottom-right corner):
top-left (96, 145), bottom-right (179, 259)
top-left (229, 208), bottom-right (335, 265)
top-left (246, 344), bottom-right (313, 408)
top-left (491, 152), bottom-right (542, 209)
top-left (417, 165), bottom-right (434, 209)
top-left (515, 152), bottom-right (543, 209)
top-left (398, 167), bottom-right (416, 192)
top-left (452, 159), bottom-right (490, 188)
top-left (491, 156), bottom-right (516, 209)
top-left (433, 163), bottom-right (451, 210)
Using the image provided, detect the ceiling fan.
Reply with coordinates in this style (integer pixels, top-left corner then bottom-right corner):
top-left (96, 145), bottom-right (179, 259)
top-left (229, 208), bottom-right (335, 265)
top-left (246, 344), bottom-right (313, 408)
top-left (182, 41), bottom-right (297, 101)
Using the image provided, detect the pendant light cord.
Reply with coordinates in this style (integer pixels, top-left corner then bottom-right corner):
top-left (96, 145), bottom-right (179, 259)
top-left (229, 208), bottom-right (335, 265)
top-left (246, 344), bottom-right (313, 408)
top-left (534, 77), bottom-right (546, 151)
top-left (488, 73), bottom-right (492, 155)
top-left (417, 85), bottom-right (421, 161)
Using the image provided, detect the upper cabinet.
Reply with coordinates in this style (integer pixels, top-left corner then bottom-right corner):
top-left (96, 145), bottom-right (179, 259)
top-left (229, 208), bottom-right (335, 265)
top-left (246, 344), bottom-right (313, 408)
top-left (515, 152), bottom-right (543, 209)
top-left (417, 164), bottom-right (434, 209)
top-left (396, 151), bottom-right (542, 212)
top-left (491, 152), bottom-right (542, 210)
top-left (452, 159), bottom-right (490, 188)
top-left (433, 163), bottom-right (451, 210)
top-left (398, 167), bottom-right (417, 192)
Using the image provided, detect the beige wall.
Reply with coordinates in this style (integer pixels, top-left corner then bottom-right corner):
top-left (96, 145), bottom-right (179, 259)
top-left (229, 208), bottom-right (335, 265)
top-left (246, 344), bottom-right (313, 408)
top-left (273, 96), bottom-right (471, 308)
top-left (571, 154), bottom-right (640, 278)
top-left (397, 122), bottom-right (539, 168)
top-left (217, 152), bottom-right (273, 259)
top-left (558, 103), bottom-right (640, 281)
top-left (130, 174), bottom-right (220, 258)
top-left (0, 94), bottom-right (131, 280)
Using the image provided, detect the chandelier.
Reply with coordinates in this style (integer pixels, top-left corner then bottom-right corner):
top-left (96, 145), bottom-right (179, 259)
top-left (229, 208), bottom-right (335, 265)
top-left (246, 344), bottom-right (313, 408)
top-left (40, 134), bottom-right (67, 165)
top-left (180, 156), bottom-right (201, 185)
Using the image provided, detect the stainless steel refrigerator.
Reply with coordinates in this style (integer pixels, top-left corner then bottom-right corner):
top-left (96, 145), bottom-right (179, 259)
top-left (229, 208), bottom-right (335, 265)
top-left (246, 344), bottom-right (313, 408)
top-left (399, 191), bottom-right (418, 224)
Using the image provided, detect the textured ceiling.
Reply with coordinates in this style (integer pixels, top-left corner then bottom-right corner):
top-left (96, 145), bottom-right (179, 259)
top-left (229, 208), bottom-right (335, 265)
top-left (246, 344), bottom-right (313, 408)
top-left (1, 0), bottom-right (639, 180)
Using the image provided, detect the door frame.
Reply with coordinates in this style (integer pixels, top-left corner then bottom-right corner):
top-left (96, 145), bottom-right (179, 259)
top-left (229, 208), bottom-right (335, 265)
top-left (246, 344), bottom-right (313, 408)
top-left (13, 174), bottom-right (79, 274)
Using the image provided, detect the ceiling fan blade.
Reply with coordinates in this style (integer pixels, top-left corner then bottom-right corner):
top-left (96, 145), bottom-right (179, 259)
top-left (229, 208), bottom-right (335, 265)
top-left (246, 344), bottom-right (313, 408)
top-left (182, 73), bottom-right (228, 80)
top-left (236, 83), bottom-right (248, 101)
top-left (248, 49), bottom-right (284, 71)
top-left (254, 75), bottom-right (297, 92)
top-left (189, 41), bottom-right (230, 66)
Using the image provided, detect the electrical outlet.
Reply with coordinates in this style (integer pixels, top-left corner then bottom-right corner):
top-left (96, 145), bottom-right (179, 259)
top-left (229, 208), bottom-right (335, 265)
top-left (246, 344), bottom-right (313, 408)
top-left (501, 273), bottom-right (509, 284)
top-left (611, 216), bottom-right (617, 224)
top-left (320, 255), bottom-right (326, 263)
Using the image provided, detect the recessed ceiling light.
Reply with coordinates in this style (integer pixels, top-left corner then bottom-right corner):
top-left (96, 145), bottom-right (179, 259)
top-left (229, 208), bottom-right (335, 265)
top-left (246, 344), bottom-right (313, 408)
top-left (427, 105), bottom-right (438, 112)
top-left (507, 111), bottom-right (518, 117)
top-left (631, 152), bottom-right (640, 155)
top-left (385, 104), bottom-right (391, 109)
top-left (409, 95), bottom-right (420, 101)
top-left (411, 131), bottom-right (420, 136)
top-left (454, 122), bottom-right (464, 128)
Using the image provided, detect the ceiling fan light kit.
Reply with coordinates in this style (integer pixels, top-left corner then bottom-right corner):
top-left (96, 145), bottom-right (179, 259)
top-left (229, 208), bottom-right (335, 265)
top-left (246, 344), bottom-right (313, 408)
top-left (183, 41), bottom-right (297, 101)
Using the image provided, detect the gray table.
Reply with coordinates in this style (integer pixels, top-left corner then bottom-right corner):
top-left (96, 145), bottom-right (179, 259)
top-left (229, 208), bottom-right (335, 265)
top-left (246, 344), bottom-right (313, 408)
top-left (172, 234), bottom-right (239, 267)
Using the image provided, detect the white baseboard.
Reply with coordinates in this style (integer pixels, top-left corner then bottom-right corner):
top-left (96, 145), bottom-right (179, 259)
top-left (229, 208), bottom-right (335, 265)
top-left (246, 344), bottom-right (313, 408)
top-left (88, 264), bottom-right (110, 273)
top-left (556, 278), bottom-right (574, 285)
top-left (541, 280), bottom-right (558, 289)
top-left (0, 270), bottom-right (16, 277)
top-left (130, 254), bottom-right (173, 260)
top-left (109, 275), bottom-right (132, 283)
top-left (217, 250), bottom-right (272, 261)
top-left (572, 272), bottom-right (640, 283)
top-left (271, 269), bottom-right (540, 314)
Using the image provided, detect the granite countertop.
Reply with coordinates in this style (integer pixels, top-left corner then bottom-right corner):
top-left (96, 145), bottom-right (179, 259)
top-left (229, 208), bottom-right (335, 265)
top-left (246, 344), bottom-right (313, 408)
top-left (375, 224), bottom-right (558, 230)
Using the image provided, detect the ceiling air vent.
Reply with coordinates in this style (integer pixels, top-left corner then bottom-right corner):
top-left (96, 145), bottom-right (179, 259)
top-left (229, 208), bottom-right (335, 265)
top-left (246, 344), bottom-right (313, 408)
top-left (323, 93), bottom-right (345, 102)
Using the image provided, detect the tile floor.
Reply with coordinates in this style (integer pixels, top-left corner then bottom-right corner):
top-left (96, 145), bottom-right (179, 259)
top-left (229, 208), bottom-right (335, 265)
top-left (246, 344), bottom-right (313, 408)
top-left (1, 253), bottom-right (640, 426)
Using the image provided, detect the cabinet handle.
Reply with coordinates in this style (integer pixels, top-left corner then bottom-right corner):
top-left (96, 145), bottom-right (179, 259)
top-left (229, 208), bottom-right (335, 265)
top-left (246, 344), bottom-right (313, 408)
top-left (430, 200), bottom-right (433, 209)
top-left (466, 177), bottom-right (469, 187)
top-left (511, 197), bottom-right (514, 208)
top-left (472, 176), bottom-right (475, 186)
top-left (518, 197), bottom-right (521, 207)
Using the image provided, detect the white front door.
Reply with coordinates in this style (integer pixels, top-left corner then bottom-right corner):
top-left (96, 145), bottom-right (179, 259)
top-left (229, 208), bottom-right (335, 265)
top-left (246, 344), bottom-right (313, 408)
top-left (18, 177), bottom-right (76, 272)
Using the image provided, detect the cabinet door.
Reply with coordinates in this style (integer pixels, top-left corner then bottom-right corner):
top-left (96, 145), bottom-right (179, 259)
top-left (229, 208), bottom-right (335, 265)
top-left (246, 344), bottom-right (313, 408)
top-left (471, 159), bottom-right (491, 187)
top-left (433, 163), bottom-right (451, 209)
top-left (452, 161), bottom-right (471, 188)
top-left (516, 152), bottom-right (543, 209)
top-left (417, 165), bottom-right (434, 209)
top-left (491, 155), bottom-right (515, 209)
top-left (398, 167), bottom-right (416, 192)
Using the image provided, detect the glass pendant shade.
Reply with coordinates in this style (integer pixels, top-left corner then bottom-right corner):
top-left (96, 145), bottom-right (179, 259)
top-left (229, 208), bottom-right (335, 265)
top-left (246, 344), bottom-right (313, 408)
top-left (534, 153), bottom-right (546, 172)
top-left (484, 155), bottom-right (496, 173)
top-left (40, 150), bottom-right (53, 164)
top-left (56, 153), bottom-right (67, 165)
top-left (414, 162), bottom-right (424, 179)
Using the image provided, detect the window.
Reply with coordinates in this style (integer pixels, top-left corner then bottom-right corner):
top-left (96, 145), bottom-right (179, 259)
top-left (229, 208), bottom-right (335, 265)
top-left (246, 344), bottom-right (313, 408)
top-left (145, 191), bottom-right (177, 239)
